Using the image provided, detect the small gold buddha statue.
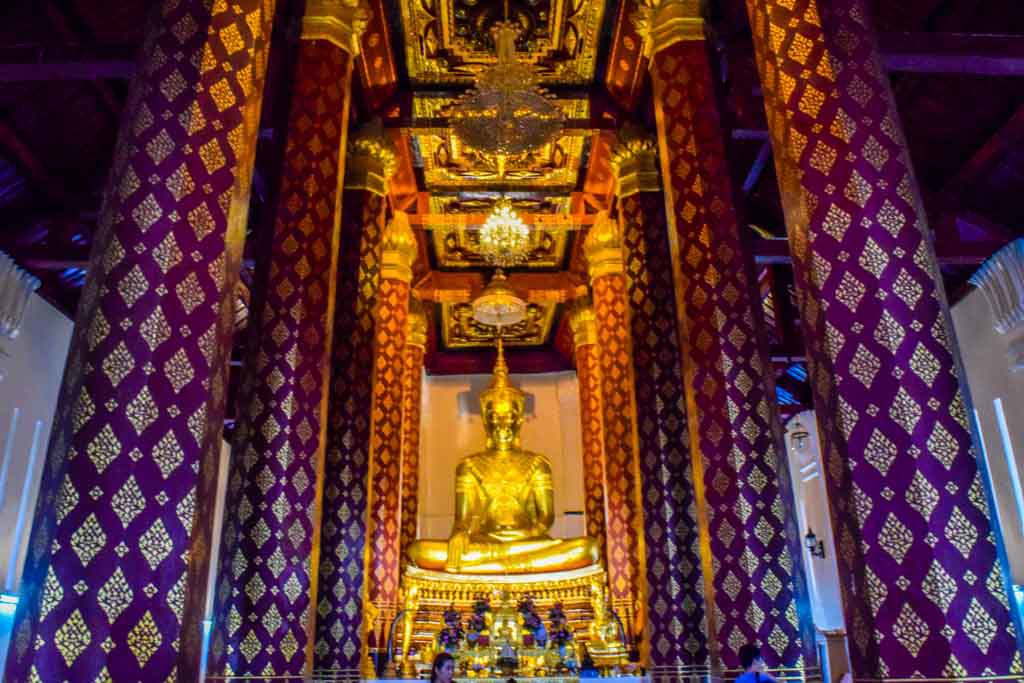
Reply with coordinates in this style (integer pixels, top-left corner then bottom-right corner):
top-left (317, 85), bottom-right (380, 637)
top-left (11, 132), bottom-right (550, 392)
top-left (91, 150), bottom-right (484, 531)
top-left (406, 340), bottom-right (600, 574)
top-left (586, 580), bottom-right (627, 666)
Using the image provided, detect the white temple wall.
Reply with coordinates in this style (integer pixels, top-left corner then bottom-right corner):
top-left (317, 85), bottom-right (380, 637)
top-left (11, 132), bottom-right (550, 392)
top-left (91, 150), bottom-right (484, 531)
top-left (418, 371), bottom-right (586, 543)
top-left (951, 287), bottom-right (1024, 588)
top-left (782, 411), bottom-right (845, 631)
top-left (0, 293), bottom-right (73, 678)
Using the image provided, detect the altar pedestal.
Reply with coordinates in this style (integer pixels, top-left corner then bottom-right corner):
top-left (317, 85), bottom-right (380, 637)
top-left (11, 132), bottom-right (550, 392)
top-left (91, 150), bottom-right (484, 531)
top-left (397, 565), bottom-right (618, 677)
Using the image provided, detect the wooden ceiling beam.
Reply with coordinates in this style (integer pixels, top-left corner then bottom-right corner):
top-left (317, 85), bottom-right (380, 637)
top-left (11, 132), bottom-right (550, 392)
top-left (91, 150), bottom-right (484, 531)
top-left (751, 235), bottom-right (1005, 266)
top-left (0, 60), bottom-right (135, 82)
top-left (940, 105), bottom-right (1024, 202)
top-left (413, 271), bottom-right (584, 304)
top-left (879, 32), bottom-right (1024, 76)
top-left (45, 1), bottom-right (122, 120)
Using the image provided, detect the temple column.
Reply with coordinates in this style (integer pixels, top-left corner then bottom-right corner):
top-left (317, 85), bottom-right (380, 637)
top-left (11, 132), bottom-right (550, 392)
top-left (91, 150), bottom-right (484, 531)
top-left (2, 1), bottom-right (274, 680)
top-left (206, 4), bottom-right (366, 675)
top-left (745, 0), bottom-right (1024, 676)
top-left (569, 304), bottom-right (608, 560)
top-left (635, 1), bottom-right (815, 670)
top-left (398, 299), bottom-right (427, 564)
top-left (363, 212), bottom-right (418, 678)
top-left (610, 128), bottom-right (709, 676)
top-left (584, 213), bottom-right (647, 645)
top-left (313, 122), bottom-right (397, 676)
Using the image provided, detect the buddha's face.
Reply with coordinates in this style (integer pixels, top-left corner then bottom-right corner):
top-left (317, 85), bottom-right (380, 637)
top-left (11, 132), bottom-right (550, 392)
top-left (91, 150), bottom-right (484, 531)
top-left (483, 399), bottom-right (522, 450)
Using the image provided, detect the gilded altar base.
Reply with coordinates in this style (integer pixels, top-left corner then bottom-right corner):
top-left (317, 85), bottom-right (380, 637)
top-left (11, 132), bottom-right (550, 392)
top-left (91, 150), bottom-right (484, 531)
top-left (397, 565), bottom-right (630, 677)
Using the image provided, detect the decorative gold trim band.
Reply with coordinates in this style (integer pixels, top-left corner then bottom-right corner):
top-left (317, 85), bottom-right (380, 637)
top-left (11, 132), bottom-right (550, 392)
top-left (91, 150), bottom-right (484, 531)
top-left (584, 211), bottom-right (625, 279)
top-left (570, 303), bottom-right (598, 348)
top-left (380, 212), bottom-right (417, 283)
top-left (344, 119), bottom-right (398, 195)
top-left (632, 0), bottom-right (704, 59)
top-left (301, 0), bottom-right (370, 55)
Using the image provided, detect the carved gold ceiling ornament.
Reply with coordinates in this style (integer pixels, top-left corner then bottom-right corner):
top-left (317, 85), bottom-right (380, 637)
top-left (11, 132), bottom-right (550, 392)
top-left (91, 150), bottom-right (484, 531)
top-left (609, 123), bottom-right (660, 197)
top-left (400, 0), bottom-right (607, 85)
top-left (630, 0), bottom-right (704, 57)
top-left (448, 21), bottom-right (564, 167)
top-left (345, 118), bottom-right (399, 195)
top-left (413, 97), bottom-right (588, 190)
top-left (443, 300), bottom-right (557, 349)
top-left (302, 0), bottom-right (372, 55)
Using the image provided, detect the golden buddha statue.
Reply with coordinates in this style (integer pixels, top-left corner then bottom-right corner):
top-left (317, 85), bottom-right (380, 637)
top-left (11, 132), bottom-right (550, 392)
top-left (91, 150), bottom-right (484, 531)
top-left (586, 580), bottom-right (627, 669)
top-left (406, 340), bottom-right (600, 574)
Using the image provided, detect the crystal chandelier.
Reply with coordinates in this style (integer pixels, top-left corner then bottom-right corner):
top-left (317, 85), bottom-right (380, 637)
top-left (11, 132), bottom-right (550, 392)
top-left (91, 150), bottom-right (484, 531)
top-left (478, 198), bottom-right (531, 268)
top-left (472, 269), bottom-right (527, 328)
top-left (448, 22), bottom-right (564, 158)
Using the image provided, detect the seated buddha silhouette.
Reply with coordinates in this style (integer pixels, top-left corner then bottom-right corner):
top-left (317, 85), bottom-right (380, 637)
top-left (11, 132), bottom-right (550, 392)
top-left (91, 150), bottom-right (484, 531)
top-left (406, 340), bottom-right (600, 574)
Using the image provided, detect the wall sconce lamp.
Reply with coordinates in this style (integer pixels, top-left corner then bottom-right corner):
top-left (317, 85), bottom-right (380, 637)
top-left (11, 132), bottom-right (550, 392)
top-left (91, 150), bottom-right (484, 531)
top-left (789, 418), bottom-right (810, 454)
top-left (805, 529), bottom-right (826, 559)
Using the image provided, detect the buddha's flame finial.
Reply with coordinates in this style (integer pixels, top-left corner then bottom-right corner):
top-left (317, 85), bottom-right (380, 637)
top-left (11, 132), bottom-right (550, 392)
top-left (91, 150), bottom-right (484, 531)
top-left (480, 335), bottom-right (525, 414)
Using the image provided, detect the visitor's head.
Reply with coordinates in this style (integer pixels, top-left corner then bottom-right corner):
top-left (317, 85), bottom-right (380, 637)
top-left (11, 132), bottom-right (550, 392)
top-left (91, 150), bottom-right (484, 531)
top-left (739, 644), bottom-right (765, 672)
top-left (431, 652), bottom-right (456, 683)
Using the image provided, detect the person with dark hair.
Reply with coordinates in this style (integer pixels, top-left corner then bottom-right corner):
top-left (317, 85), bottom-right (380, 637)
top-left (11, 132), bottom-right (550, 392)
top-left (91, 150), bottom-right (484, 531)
top-left (431, 652), bottom-right (456, 683)
top-left (735, 644), bottom-right (778, 683)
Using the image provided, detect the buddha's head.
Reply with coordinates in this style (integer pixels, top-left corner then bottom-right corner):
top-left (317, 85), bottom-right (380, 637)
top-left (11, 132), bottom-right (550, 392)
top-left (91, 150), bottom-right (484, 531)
top-left (479, 339), bottom-right (525, 451)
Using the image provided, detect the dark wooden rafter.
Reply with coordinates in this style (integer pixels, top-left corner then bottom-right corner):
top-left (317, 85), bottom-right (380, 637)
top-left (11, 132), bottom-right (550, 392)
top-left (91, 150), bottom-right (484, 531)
top-left (879, 32), bottom-right (1024, 76)
top-left (44, 1), bottom-right (123, 120)
top-left (940, 105), bottom-right (1024, 203)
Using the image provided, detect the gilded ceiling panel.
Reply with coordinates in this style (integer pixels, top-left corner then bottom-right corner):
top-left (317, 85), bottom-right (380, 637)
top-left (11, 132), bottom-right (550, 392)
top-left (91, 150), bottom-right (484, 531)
top-left (400, 0), bottom-right (608, 85)
top-left (441, 301), bottom-right (558, 349)
top-left (413, 97), bottom-right (589, 190)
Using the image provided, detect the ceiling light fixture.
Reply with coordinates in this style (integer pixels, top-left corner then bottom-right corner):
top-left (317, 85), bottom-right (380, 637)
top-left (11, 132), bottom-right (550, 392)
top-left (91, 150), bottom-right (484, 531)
top-left (478, 197), bottom-right (531, 268)
top-left (471, 269), bottom-right (527, 329)
top-left (448, 22), bottom-right (564, 159)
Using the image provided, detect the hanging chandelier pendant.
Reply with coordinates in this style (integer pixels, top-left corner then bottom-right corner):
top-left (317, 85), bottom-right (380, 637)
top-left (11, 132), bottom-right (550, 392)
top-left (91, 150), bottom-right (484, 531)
top-left (478, 198), bottom-right (531, 268)
top-left (448, 21), bottom-right (565, 157)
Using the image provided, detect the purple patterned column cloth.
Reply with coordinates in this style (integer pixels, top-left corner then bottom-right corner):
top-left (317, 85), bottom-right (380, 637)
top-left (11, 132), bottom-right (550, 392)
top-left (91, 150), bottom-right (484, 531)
top-left (619, 195), bottom-right (708, 671)
top-left (2, 1), bottom-right (275, 681)
top-left (398, 340), bottom-right (425, 563)
top-left (313, 190), bottom-right (385, 676)
top-left (207, 40), bottom-right (352, 676)
top-left (745, 0), bottom-right (1023, 675)
top-left (650, 38), bottom-right (813, 669)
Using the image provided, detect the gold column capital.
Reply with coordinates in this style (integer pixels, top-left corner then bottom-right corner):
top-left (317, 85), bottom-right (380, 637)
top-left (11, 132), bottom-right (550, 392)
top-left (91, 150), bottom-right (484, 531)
top-left (584, 211), bottom-right (625, 281)
top-left (302, 0), bottom-right (371, 56)
top-left (570, 303), bottom-right (598, 349)
top-left (610, 123), bottom-right (660, 197)
top-left (345, 118), bottom-right (399, 195)
top-left (631, 0), bottom-right (704, 58)
top-left (381, 211), bottom-right (418, 283)
top-left (406, 298), bottom-right (428, 348)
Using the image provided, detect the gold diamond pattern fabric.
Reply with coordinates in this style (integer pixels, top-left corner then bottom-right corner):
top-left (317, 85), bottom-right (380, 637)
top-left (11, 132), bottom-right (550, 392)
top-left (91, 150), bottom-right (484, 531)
top-left (3, 0), bottom-right (274, 680)
top-left (619, 195), bottom-right (709, 672)
top-left (314, 190), bottom-right (386, 676)
top-left (364, 276), bottom-right (412, 658)
top-left (650, 37), bottom-right (813, 669)
top-left (591, 271), bottom-right (647, 640)
top-left (745, 0), bottom-right (1023, 675)
top-left (574, 342), bottom-right (608, 561)
top-left (207, 40), bottom-right (353, 677)
top-left (399, 341), bottom-right (425, 563)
